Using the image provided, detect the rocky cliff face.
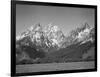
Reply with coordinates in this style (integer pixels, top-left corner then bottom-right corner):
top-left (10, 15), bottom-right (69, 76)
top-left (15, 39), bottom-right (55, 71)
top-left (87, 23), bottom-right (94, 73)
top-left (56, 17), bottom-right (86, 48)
top-left (16, 23), bottom-right (95, 64)
top-left (16, 23), bottom-right (66, 51)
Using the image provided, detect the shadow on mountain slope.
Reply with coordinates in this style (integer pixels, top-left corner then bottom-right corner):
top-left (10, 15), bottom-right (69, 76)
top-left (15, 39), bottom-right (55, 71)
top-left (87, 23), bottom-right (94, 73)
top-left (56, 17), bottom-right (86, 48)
top-left (16, 41), bottom-right (95, 65)
top-left (37, 41), bottom-right (95, 63)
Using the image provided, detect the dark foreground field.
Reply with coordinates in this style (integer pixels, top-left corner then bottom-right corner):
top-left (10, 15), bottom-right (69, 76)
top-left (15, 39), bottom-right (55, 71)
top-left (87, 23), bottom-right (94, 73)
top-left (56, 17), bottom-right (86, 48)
top-left (16, 61), bottom-right (94, 73)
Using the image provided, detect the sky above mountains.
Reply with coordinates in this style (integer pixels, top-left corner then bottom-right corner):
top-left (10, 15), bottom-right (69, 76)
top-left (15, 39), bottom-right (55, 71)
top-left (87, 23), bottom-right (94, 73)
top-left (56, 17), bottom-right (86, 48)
top-left (16, 4), bottom-right (95, 36)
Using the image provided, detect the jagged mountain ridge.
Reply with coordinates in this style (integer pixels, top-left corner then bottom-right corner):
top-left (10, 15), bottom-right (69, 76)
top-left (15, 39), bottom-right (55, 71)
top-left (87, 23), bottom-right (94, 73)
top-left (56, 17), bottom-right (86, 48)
top-left (16, 23), bottom-right (95, 51)
top-left (16, 23), bottom-right (66, 50)
top-left (63, 23), bottom-right (94, 47)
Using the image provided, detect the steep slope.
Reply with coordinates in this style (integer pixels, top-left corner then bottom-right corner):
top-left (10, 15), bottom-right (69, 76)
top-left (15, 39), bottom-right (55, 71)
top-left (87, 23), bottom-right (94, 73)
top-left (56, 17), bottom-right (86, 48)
top-left (16, 23), bottom-right (95, 64)
top-left (44, 24), bottom-right (66, 49)
top-left (16, 23), bottom-right (66, 50)
top-left (63, 23), bottom-right (94, 47)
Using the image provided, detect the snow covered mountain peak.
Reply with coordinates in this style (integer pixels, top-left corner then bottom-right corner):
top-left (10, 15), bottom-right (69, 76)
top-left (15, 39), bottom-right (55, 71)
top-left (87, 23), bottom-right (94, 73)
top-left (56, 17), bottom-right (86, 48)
top-left (16, 23), bottom-right (66, 50)
top-left (33, 23), bottom-right (42, 32)
top-left (16, 23), bottom-right (95, 51)
top-left (64, 23), bottom-right (95, 46)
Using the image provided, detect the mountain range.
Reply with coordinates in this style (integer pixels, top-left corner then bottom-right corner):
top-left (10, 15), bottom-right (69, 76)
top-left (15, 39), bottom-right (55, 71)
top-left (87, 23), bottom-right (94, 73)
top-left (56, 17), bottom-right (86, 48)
top-left (16, 23), bottom-right (95, 64)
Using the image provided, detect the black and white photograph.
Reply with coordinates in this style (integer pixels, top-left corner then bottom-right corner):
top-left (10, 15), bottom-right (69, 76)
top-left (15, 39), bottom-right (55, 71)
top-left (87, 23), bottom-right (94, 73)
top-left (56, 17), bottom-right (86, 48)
top-left (11, 0), bottom-right (97, 76)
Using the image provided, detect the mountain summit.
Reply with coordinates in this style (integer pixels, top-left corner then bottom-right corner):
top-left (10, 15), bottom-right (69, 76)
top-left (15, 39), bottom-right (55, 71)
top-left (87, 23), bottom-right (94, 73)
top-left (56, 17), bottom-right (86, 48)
top-left (16, 23), bottom-right (66, 51)
top-left (64, 23), bottom-right (94, 46)
top-left (16, 23), bottom-right (95, 51)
